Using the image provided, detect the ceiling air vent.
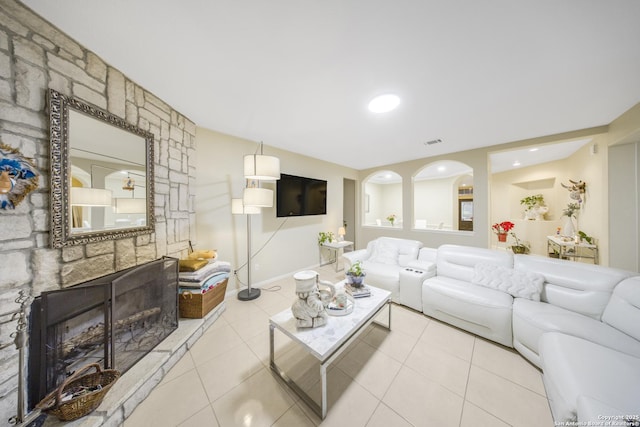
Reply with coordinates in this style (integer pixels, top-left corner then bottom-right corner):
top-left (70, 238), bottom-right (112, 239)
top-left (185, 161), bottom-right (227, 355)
top-left (424, 139), bottom-right (442, 146)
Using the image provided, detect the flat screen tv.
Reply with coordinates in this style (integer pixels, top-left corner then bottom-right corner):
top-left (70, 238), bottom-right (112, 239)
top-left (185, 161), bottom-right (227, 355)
top-left (276, 173), bottom-right (327, 217)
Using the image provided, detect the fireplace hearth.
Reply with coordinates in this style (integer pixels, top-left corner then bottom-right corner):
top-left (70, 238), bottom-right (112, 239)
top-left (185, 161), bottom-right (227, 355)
top-left (28, 258), bottom-right (178, 410)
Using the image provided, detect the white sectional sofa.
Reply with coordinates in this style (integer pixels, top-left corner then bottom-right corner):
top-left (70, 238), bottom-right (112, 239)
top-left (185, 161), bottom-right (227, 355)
top-left (342, 238), bottom-right (640, 424)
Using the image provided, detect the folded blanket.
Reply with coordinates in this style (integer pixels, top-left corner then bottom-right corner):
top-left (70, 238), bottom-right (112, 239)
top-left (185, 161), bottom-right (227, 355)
top-left (179, 273), bottom-right (228, 294)
top-left (179, 261), bottom-right (231, 282)
top-left (178, 259), bottom-right (209, 272)
top-left (179, 272), bottom-right (229, 289)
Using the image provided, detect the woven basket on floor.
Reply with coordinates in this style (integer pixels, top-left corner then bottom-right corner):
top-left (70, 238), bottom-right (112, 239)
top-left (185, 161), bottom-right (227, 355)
top-left (36, 363), bottom-right (120, 421)
top-left (179, 277), bottom-right (228, 318)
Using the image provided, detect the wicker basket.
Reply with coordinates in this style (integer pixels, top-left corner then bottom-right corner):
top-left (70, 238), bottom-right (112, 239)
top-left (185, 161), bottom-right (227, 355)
top-left (179, 277), bottom-right (228, 318)
top-left (36, 363), bottom-right (120, 421)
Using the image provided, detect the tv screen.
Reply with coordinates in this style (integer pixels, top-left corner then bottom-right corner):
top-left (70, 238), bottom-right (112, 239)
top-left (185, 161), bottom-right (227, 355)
top-left (276, 173), bottom-right (327, 217)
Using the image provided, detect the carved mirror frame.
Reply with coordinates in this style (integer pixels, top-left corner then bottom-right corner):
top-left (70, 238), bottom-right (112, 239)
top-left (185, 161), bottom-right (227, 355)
top-left (49, 88), bottom-right (155, 248)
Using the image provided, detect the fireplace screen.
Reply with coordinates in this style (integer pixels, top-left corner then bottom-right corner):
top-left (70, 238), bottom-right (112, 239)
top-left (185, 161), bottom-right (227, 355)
top-left (28, 257), bottom-right (178, 408)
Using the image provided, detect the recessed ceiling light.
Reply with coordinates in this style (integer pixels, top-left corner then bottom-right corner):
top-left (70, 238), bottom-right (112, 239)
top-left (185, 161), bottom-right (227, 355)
top-left (368, 94), bottom-right (400, 113)
top-left (529, 148), bottom-right (539, 152)
top-left (513, 161), bottom-right (521, 167)
top-left (437, 166), bottom-right (446, 172)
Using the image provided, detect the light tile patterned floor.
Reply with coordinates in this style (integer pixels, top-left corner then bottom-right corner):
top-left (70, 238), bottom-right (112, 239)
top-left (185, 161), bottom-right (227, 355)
top-left (125, 265), bottom-right (554, 427)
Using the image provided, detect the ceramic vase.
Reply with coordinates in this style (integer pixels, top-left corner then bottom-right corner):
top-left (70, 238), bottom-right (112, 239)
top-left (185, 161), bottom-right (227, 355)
top-left (562, 216), bottom-right (577, 237)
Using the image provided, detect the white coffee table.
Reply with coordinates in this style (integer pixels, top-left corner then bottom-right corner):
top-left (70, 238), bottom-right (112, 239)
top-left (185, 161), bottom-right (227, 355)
top-left (269, 282), bottom-right (391, 419)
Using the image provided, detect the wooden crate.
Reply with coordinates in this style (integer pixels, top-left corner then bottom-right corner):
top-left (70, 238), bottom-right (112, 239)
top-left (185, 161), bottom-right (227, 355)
top-left (179, 277), bottom-right (228, 319)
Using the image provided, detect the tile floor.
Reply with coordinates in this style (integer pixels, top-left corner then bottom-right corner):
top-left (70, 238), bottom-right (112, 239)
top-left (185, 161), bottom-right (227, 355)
top-left (125, 265), bottom-right (554, 427)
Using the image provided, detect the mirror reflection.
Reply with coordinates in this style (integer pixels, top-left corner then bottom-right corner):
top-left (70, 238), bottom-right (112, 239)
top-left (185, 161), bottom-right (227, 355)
top-left (49, 88), bottom-right (154, 248)
top-left (69, 110), bottom-right (147, 233)
top-left (413, 160), bottom-right (474, 231)
top-left (363, 170), bottom-right (403, 227)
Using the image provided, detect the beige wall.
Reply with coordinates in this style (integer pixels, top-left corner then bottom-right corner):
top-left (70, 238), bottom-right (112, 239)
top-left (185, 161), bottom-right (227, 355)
top-left (607, 103), bottom-right (640, 271)
top-left (194, 128), bottom-right (357, 293)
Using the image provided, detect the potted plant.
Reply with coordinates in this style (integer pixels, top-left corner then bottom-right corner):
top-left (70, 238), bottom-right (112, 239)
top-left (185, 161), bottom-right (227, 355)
top-left (491, 221), bottom-right (515, 242)
top-left (346, 260), bottom-right (366, 287)
top-left (317, 231), bottom-right (335, 245)
top-left (520, 194), bottom-right (548, 220)
top-left (386, 214), bottom-right (397, 226)
top-left (509, 232), bottom-right (530, 254)
top-left (577, 230), bottom-right (594, 245)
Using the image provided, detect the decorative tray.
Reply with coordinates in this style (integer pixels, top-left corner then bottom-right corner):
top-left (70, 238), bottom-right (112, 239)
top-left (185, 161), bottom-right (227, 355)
top-left (326, 295), bottom-right (355, 316)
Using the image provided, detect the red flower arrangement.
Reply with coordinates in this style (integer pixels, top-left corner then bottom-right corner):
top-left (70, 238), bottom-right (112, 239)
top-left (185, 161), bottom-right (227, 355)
top-left (492, 221), bottom-right (515, 235)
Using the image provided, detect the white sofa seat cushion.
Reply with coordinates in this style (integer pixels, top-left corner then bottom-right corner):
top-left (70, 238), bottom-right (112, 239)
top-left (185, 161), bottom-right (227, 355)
top-left (422, 276), bottom-right (514, 347)
top-left (513, 298), bottom-right (640, 367)
top-left (360, 262), bottom-right (403, 300)
top-left (540, 332), bottom-right (640, 422)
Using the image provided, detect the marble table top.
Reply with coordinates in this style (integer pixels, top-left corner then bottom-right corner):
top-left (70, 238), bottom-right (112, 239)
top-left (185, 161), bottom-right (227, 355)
top-left (270, 282), bottom-right (391, 361)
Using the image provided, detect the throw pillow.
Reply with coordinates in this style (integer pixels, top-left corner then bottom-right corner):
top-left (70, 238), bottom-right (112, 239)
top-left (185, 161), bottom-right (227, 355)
top-left (471, 263), bottom-right (544, 301)
top-left (369, 241), bottom-right (400, 265)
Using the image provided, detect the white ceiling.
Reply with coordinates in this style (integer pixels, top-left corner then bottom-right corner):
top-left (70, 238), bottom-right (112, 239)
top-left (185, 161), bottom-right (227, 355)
top-left (489, 138), bottom-right (592, 174)
top-left (24, 0), bottom-right (640, 170)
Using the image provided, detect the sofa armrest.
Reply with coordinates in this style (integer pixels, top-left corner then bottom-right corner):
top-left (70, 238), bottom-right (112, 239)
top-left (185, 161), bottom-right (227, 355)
top-left (342, 249), bottom-right (368, 269)
top-left (399, 266), bottom-right (435, 311)
top-left (406, 259), bottom-right (437, 275)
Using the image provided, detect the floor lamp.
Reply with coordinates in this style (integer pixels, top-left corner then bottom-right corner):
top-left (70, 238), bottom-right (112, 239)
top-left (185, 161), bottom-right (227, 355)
top-left (236, 142), bottom-right (281, 301)
top-left (232, 198), bottom-right (262, 301)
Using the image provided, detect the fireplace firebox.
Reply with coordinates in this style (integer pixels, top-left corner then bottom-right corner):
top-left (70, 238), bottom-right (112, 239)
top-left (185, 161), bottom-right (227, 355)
top-left (28, 257), bottom-right (178, 409)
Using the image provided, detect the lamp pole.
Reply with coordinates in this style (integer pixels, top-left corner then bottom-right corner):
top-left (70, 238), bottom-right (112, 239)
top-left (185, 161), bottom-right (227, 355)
top-left (238, 213), bottom-right (260, 300)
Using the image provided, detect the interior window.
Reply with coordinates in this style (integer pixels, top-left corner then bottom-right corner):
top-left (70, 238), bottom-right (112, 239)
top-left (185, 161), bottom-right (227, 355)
top-left (413, 160), bottom-right (474, 232)
top-left (363, 171), bottom-right (403, 228)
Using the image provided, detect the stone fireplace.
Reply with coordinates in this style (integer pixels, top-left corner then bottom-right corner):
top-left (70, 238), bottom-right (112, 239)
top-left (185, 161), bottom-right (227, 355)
top-left (27, 258), bottom-right (179, 409)
top-left (0, 1), bottom-right (197, 422)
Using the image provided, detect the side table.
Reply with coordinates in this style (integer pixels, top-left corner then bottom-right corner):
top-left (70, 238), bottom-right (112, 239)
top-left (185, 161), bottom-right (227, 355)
top-left (319, 241), bottom-right (354, 272)
top-left (547, 235), bottom-right (599, 264)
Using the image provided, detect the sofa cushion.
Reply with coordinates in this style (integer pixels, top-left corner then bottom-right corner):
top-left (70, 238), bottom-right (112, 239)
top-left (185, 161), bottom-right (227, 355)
top-left (540, 332), bottom-right (640, 422)
top-left (514, 254), bottom-right (632, 320)
top-left (437, 244), bottom-right (514, 283)
top-left (602, 276), bottom-right (640, 341)
top-left (369, 240), bottom-right (399, 265)
top-left (512, 298), bottom-right (640, 367)
top-left (360, 262), bottom-right (403, 299)
top-left (472, 263), bottom-right (544, 301)
top-left (423, 276), bottom-right (514, 347)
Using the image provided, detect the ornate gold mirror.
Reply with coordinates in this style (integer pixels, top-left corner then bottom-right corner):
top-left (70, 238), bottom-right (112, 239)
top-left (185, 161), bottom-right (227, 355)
top-left (49, 89), bottom-right (155, 248)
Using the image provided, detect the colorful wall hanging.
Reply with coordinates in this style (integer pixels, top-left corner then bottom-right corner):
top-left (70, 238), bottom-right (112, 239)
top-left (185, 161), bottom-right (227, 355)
top-left (0, 143), bottom-right (39, 210)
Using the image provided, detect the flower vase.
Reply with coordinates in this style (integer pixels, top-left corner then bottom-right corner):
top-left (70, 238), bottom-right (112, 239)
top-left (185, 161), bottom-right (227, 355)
top-left (497, 233), bottom-right (507, 242)
top-left (562, 216), bottom-right (576, 237)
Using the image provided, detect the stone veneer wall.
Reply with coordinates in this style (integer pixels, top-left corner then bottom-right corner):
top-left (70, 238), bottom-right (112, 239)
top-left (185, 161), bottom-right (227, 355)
top-left (0, 0), bottom-right (196, 421)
